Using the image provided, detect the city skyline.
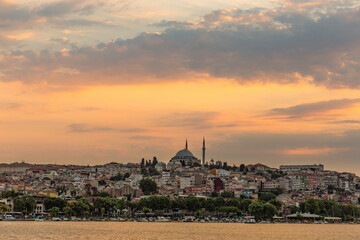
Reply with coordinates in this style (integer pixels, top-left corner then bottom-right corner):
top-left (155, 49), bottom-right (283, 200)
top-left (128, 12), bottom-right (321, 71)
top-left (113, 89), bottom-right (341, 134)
top-left (1, 0), bottom-right (360, 175)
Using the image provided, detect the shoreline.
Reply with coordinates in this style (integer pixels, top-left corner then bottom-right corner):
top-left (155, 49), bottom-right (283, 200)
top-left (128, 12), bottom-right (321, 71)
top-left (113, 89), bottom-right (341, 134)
top-left (1, 219), bottom-right (358, 224)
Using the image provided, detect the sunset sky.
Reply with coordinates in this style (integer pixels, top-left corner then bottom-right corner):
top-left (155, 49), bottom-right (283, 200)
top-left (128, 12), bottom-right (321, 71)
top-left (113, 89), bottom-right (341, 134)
top-left (1, 0), bottom-right (360, 174)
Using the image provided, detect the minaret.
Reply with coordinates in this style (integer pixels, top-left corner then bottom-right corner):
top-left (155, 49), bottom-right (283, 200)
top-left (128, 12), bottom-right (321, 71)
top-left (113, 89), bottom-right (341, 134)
top-left (185, 139), bottom-right (188, 150)
top-left (202, 137), bottom-right (206, 166)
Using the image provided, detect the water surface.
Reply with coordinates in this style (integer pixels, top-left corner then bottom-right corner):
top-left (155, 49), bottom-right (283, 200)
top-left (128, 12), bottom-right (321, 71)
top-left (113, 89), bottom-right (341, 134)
top-left (0, 222), bottom-right (359, 240)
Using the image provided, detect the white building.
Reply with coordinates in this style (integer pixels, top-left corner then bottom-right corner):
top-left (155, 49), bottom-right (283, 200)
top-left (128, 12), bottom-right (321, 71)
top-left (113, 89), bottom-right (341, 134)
top-left (161, 171), bottom-right (171, 185)
top-left (216, 169), bottom-right (231, 177)
top-left (180, 175), bottom-right (195, 189)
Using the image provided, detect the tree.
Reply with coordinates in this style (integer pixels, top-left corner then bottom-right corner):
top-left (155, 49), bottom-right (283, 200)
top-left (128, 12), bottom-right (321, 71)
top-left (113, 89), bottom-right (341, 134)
top-left (148, 167), bottom-right (160, 176)
top-left (93, 191), bottom-right (110, 197)
top-left (263, 203), bottom-right (278, 219)
top-left (14, 195), bottom-right (36, 215)
top-left (44, 198), bottom-right (67, 211)
top-left (116, 198), bottom-right (127, 212)
top-left (63, 206), bottom-right (73, 216)
top-left (225, 198), bottom-right (240, 208)
top-left (0, 204), bottom-right (8, 212)
top-left (139, 178), bottom-right (158, 195)
top-left (152, 157), bottom-right (158, 167)
top-left (210, 159), bottom-right (215, 168)
top-left (270, 187), bottom-right (284, 196)
top-left (215, 160), bottom-right (222, 169)
top-left (249, 202), bottom-right (265, 221)
top-left (128, 202), bottom-right (139, 216)
top-left (210, 192), bottom-right (219, 197)
top-left (223, 162), bottom-right (228, 170)
top-left (93, 197), bottom-right (120, 216)
top-left (1, 190), bottom-right (19, 198)
top-left (49, 207), bottom-right (59, 217)
top-left (220, 191), bottom-right (234, 198)
top-left (305, 199), bottom-right (321, 215)
top-left (271, 172), bottom-right (282, 180)
top-left (100, 208), bottom-right (105, 217)
top-left (327, 185), bottom-right (335, 194)
top-left (141, 167), bottom-right (149, 176)
top-left (185, 196), bottom-right (201, 212)
top-left (218, 206), bottom-right (241, 216)
top-left (110, 173), bottom-right (124, 181)
top-left (268, 199), bottom-right (282, 210)
top-left (213, 197), bottom-right (225, 209)
top-left (239, 199), bottom-right (252, 213)
top-left (85, 185), bottom-right (91, 197)
top-left (140, 158), bottom-right (145, 168)
top-left (56, 185), bottom-right (67, 196)
top-left (204, 198), bottom-right (216, 212)
top-left (171, 198), bottom-right (186, 210)
top-left (143, 207), bottom-right (151, 214)
top-left (140, 196), bottom-right (171, 211)
top-left (69, 199), bottom-right (91, 217)
top-left (70, 189), bottom-right (77, 198)
top-left (239, 164), bottom-right (245, 172)
top-left (258, 192), bottom-right (276, 202)
top-left (289, 205), bottom-right (300, 214)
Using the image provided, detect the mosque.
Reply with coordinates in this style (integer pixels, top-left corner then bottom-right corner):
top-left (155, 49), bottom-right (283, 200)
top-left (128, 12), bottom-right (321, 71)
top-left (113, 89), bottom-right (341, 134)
top-left (167, 138), bottom-right (206, 168)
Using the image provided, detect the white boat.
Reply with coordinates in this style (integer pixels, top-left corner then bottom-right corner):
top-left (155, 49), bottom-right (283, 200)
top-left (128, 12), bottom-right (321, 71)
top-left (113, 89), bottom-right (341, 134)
top-left (156, 217), bottom-right (170, 222)
top-left (3, 215), bottom-right (16, 221)
top-left (244, 219), bottom-right (256, 224)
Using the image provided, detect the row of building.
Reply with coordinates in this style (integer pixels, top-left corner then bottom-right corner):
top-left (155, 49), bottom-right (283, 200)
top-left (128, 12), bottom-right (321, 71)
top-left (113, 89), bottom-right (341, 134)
top-left (0, 141), bottom-right (359, 213)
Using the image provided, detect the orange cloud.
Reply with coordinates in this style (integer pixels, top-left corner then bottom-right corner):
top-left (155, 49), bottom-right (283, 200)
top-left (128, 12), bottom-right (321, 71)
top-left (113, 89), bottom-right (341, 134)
top-left (5, 32), bottom-right (34, 40)
top-left (280, 147), bottom-right (348, 155)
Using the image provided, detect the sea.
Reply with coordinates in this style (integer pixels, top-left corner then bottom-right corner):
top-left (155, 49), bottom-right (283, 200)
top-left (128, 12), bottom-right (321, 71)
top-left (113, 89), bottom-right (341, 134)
top-left (0, 222), bottom-right (359, 240)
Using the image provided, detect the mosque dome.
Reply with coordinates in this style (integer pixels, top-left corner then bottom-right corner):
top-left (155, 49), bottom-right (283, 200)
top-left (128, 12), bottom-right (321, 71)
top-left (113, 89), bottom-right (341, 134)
top-left (168, 139), bottom-right (205, 168)
top-left (169, 140), bottom-right (200, 167)
top-left (155, 162), bottom-right (166, 167)
top-left (175, 149), bottom-right (194, 157)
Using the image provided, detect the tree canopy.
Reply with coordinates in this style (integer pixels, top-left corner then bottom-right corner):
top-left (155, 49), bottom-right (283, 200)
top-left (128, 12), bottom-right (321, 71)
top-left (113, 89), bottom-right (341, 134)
top-left (139, 178), bottom-right (158, 195)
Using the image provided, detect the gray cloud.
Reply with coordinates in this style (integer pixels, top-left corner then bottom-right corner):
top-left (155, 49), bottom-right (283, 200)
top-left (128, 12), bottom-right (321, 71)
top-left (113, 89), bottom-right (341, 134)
top-left (50, 37), bottom-right (70, 44)
top-left (78, 107), bottom-right (100, 111)
top-left (264, 98), bottom-right (360, 119)
top-left (67, 123), bottom-right (144, 133)
top-left (1, 1), bottom-right (360, 88)
top-left (152, 20), bottom-right (195, 29)
top-left (49, 18), bottom-right (113, 27)
top-left (129, 135), bottom-right (172, 141)
top-left (157, 112), bottom-right (239, 129)
top-left (0, 0), bottom-right (111, 31)
top-left (330, 120), bottom-right (360, 124)
top-left (36, 0), bottom-right (105, 17)
top-left (0, 102), bottom-right (22, 109)
top-left (158, 112), bottom-right (217, 128)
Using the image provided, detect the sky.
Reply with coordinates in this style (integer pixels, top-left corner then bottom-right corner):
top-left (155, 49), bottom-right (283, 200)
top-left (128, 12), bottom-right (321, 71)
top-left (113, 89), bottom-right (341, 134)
top-left (1, 0), bottom-right (360, 174)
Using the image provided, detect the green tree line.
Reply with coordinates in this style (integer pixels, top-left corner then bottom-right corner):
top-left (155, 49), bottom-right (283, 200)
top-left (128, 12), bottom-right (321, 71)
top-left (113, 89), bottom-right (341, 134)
top-left (4, 192), bottom-right (360, 221)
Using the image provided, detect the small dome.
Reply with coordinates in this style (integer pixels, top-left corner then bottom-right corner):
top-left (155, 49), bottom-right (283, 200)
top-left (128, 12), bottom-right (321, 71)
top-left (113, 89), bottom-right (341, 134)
top-left (156, 162), bottom-right (166, 167)
top-left (175, 149), bottom-right (194, 157)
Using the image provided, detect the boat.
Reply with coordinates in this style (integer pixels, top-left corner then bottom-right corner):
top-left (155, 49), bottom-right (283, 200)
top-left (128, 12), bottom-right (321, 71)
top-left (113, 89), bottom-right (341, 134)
top-left (156, 217), bottom-right (171, 222)
top-left (2, 215), bottom-right (16, 221)
top-left (244, 219), bottom-right (256, 224)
